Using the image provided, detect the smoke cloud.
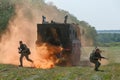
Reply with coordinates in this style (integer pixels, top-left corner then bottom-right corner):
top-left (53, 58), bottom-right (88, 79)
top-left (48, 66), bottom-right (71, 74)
top-left (0, 0), bottom-right (62, 68)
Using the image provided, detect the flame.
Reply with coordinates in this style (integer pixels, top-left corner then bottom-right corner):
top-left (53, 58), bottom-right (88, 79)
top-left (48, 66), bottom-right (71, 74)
top-left (33, 43), bottom-right (63, 69)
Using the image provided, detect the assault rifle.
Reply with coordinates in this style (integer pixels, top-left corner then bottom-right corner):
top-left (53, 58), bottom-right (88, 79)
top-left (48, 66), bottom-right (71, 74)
top-left (99, 56), bottom-right (108, 60)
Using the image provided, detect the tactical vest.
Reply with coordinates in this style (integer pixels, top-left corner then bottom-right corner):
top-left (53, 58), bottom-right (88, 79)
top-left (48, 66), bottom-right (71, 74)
top-left (89, 52), bottom-right (95, 61)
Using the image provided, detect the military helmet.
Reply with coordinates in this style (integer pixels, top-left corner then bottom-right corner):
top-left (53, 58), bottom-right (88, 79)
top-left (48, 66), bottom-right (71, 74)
top-left (19, 41), bottom-right (23, 44)
top-left (96, 48), bottom-right (102, 53)
top-left (96, 48), bottom-right (100, 51)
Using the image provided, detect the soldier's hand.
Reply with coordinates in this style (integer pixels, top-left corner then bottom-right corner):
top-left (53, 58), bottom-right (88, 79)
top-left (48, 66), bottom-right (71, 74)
top-left (99, 58), bottom-right (101, 61)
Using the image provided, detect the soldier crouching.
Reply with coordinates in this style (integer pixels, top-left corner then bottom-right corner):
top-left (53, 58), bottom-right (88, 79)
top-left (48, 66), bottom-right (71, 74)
top-left (89, 48), bottom-right (107, 71)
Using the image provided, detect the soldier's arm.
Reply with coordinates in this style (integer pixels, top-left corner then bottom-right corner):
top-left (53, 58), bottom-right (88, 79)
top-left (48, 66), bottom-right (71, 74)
top-left (101, 56), bottom-right (108, 59)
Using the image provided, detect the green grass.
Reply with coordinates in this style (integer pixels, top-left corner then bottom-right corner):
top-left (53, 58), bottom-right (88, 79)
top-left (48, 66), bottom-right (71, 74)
top-left (0, 47), bottom-right (120, 80)
top-left (0, 64), bottom-right (120, 80)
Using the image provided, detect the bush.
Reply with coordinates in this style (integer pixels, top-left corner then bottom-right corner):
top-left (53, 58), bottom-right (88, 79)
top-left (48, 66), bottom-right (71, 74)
top-left (0, 0), bottom-right (15, 34)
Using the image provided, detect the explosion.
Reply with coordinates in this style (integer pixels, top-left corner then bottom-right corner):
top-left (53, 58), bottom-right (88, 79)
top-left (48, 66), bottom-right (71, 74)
top-left (34, 43), bottom-right (63, 69)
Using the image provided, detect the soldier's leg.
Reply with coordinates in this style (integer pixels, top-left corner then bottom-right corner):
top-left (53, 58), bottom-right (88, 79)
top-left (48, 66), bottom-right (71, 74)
top-left (25, 55), bottom-right (33, 63)
top-left (90, 60), bottom-right (97, 71)
top-left (19, 54), bottom-right (24, 67)
top-left (95, 61), bottom-right (101, 71)
top-left (96, 61), bottom-right (101, 68)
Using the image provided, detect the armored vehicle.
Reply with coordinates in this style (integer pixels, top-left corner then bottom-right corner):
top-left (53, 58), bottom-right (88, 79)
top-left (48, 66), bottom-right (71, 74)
top-left (36, 23), bottom-right (81, 66)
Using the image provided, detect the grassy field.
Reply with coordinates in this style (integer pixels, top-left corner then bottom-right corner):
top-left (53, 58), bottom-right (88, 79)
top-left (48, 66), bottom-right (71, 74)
top-left (0, 47), bottom-right (120, 80)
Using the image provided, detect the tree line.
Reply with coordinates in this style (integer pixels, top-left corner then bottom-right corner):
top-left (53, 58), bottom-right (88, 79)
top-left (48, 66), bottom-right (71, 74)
top-left (97, 33), bottom-right (120, 46)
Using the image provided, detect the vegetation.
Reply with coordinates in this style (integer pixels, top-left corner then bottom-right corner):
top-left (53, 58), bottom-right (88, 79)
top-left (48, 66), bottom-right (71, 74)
top-left (0, 0), bottom-right (15, 34)
top-left (97, 42), bottom-right (120, 47)
top-left (79, 21), bottom-right (97, 46)
top-left (97, 33), bottom-right (120, 43)
top-left (97, 33), bottom-right (120, 46)
top-left (1, 64), bottom-right (120, 80)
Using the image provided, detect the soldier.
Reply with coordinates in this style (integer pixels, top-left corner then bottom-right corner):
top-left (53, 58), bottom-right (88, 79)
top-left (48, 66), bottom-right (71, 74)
top-left (42, 16), bottom-right (46, 24)
top-left (18, 41), bottom-right (33, 67)
top-left (89, 48), bottom-right (107, 71)
top-left (64, 15), bottom-right (68, 24)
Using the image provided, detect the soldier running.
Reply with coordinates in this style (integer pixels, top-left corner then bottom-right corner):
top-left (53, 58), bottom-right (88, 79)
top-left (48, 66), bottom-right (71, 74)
top-left (18, 41), bottom-right (33, 67)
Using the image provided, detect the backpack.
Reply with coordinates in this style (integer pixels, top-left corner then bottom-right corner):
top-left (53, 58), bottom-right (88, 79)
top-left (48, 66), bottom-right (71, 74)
top-left (22, 44), bottom-right (31, 54)
top-left (89, 52), bottom-right (95, 61)
top-left (26, 48), bottom-right (31, 55)
top-left (21, 44), bottom-right (31, 55)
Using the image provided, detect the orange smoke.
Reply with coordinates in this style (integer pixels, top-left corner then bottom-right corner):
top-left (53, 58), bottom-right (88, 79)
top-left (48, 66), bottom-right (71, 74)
top-left (0, 1), bottom-right (63, 69)
top-left (0, 3), bottom-right (35, 66)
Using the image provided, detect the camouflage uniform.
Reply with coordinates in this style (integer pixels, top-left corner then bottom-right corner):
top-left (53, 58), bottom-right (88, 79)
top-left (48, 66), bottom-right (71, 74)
top-left (90, 48), bottom-right (104, 71)
top-left (18, 41), bottom-right (33, 67)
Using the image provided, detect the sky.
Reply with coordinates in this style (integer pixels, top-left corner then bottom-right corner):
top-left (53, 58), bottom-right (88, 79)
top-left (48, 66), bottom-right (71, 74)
top-left (45, 0), bottom-right (120, 30)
